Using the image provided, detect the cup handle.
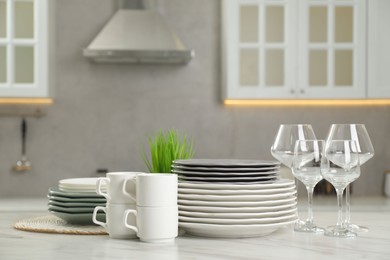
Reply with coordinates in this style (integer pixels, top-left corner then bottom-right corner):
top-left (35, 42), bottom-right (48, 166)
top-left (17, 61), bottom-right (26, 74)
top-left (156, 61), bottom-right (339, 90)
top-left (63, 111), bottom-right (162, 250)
top-left (123, 209), bottom-right (138, 233)
top-left (92, 206), bottom-right (107, 228)
top-left (122, 178), bottom-right (136, 203)
top-left (96, 177), bottom-right (110, 200)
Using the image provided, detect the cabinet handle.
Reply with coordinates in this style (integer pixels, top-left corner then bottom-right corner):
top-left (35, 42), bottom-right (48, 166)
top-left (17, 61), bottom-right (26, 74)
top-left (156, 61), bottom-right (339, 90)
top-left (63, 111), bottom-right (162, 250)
top-left (300, 89), bottom-right (305, 94)
top-left (290, 89), bottom-right (295, 94)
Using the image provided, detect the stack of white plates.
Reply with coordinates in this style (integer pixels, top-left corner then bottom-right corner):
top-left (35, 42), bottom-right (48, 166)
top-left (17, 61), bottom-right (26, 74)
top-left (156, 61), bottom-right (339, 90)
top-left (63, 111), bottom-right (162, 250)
top-left (172, 159), bottom-right (298, 238)
top-left (48, 178), bottom-right (107, 225)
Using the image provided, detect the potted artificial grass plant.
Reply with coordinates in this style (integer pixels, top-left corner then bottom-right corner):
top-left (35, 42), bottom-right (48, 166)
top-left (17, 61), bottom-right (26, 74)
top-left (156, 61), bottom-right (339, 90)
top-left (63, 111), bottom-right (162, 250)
top-left (142, 129), bottom-right (195, 173)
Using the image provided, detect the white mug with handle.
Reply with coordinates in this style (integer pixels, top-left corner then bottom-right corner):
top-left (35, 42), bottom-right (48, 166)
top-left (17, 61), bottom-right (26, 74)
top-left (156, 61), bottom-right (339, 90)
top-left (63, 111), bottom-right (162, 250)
top-left (96, 172), bottom-right (140, 204)
top-left (93, 203), bottom-right (137, 239)
top-left (123, 205), bottom-right (178, 243)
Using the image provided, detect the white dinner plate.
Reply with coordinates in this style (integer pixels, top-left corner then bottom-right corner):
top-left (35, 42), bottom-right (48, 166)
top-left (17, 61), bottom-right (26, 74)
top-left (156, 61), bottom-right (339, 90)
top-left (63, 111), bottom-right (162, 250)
top-left (179, 219), bottom-right (297, 238)
top-left (172, 169), bottom-right (279, 177)
top-left (178, 178), bottom-right (294, 190)
top-left (178, 196), bottom-right (296, 207)
top-left (178, 175), bottom-right (278, 182)
top-left (48, 200), bottom-right (106, 208)
top-left (178, 201), bottom-right (297, 213)
top-left (178, 185), bottom-right (295, 195)
top-left (48, 204), bottom-right (95, 213)
top-left (50, 211), bottom-right (105, 225)
top-left (179, 214), bottom-right (297, 225)
top-left (179, 207), bottom-right (297, 219)
top-left (48, 187), bottom-right (103, 198)
top-left (173, 159), bottom-right (280, 168)
top-left (172, 165), bottom-right (280, 173)
top-left (178, 191), bottom-right (296, 202)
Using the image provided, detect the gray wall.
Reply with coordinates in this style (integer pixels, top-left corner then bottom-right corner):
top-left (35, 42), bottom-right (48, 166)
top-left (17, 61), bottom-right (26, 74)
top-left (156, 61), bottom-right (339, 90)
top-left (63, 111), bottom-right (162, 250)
top-left (1, 0), bottom-right (389, 197)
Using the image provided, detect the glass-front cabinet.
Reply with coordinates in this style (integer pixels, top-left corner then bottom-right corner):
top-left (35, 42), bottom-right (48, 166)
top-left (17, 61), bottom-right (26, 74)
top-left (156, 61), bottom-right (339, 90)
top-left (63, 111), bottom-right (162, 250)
top-left (368, 0), bottom-right (390, 98)
top-left (222, 0), bottom-right (375, 100)
top-left (0, 0), bottom-right (52, 98)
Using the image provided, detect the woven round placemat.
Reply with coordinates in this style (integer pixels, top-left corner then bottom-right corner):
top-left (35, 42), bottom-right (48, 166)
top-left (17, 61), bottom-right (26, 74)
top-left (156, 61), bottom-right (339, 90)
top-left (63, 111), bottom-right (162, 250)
top-left (14, 215), bottom-right (108, 235)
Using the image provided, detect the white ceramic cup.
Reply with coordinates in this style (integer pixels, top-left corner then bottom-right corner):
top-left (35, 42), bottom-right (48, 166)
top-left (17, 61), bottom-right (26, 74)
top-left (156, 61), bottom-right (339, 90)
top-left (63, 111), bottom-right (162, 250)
top-left (93, 203), bottom-right (137, 239)
top-left (134, 173), bottom-right (178, 207)
top-left (123, 206), bottom-right (178, 243)
top-left (96, 172), bottom-right (140, 204)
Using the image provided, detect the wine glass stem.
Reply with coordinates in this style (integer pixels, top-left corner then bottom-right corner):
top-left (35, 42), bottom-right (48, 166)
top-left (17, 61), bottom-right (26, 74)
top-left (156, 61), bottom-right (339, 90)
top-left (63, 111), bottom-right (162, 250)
top-left (345, 184), bottom-right (351, 225)
top-left (306, 186), bottom-right (315, 225)
top-left (336, 188), bottom-right (345, 228)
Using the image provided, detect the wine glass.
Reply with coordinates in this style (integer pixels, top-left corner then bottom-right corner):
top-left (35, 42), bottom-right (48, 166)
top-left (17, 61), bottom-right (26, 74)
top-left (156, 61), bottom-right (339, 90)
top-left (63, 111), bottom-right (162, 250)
top-left (291, 140), bottom-right (325, 233)
top-left (271, 124), bottom-right (317, 230)
top-left (326, 124), bottom-right (374, 232)
top-left (322, 140), bottom-right (361, 238)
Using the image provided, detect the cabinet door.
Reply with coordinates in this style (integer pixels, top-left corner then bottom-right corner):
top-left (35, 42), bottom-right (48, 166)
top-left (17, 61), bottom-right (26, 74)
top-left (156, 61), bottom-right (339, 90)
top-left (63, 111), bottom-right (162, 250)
top-left (299, 0), bottom-right (366, 99)
top-left (0, 0), bottom-right (49, 98)
top-left (368, 0), bottom-right (390, 98)
top-left (223, 0), bottom-right (367, 100)
top-left (223, 0), bottom-right (298, 99)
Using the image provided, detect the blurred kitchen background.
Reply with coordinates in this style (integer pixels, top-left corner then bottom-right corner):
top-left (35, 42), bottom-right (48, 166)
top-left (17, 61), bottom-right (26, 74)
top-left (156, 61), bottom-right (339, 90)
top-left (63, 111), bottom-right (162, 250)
top-left (0, 0), bottom-right (389, 197)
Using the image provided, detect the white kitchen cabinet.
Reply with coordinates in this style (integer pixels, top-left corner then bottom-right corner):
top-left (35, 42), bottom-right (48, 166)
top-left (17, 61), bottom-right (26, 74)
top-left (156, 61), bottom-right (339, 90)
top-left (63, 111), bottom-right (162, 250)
top-left (0, 0), bottom-right (53, 98)
top-left (368, 0), bottom-right (390, 98)
top-left (222, 0), bottom-right (368, 100)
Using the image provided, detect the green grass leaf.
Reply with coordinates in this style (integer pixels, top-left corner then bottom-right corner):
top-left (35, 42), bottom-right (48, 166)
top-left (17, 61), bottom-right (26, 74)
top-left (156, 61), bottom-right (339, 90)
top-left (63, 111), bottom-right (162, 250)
top-left (141, 129), bottom-right (195, 173)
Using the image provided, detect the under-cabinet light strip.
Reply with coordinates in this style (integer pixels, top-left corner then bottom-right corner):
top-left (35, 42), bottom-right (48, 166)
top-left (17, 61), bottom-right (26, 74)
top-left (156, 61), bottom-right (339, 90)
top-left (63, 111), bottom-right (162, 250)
top-left (0, 98), bottom-right (53, 105)
top-left (224, 99), bottom-right (390, 106)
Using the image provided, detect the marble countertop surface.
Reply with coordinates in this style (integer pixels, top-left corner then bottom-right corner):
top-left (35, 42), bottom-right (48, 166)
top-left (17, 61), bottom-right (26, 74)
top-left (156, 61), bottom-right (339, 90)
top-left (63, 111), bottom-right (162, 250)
top-left (1, 196), bottom-right (390, 260)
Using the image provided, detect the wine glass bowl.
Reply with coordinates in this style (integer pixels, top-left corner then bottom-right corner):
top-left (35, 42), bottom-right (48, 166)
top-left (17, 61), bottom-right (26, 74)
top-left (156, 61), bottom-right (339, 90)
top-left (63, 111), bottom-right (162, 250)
top-left (327, 124), bottom-right (374, 165)
top-left (325, 141), bottom-right (360, 172)
top-left (271, 124), bottom-right (317, 168)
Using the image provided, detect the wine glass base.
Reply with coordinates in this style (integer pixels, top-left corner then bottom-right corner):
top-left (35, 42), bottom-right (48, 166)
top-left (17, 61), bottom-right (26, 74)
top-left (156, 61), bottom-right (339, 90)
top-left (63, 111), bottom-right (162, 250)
top-left (294, 221), bottom-right (325, 234)
top-left (324, 226), bottom-right (357, 238)
top-left (346, 223), bottom-right (369, 233)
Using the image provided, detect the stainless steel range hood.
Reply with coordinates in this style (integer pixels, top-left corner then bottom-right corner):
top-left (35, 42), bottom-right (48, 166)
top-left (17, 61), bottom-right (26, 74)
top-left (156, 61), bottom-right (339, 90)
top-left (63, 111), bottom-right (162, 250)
top-left (83, 1), bottom-right (194, 64)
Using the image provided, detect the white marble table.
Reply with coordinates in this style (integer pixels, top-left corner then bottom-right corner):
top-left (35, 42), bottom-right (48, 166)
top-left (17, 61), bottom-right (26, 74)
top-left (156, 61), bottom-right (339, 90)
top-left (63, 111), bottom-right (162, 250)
top-left (1, 197), bottom-right (390, 260)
